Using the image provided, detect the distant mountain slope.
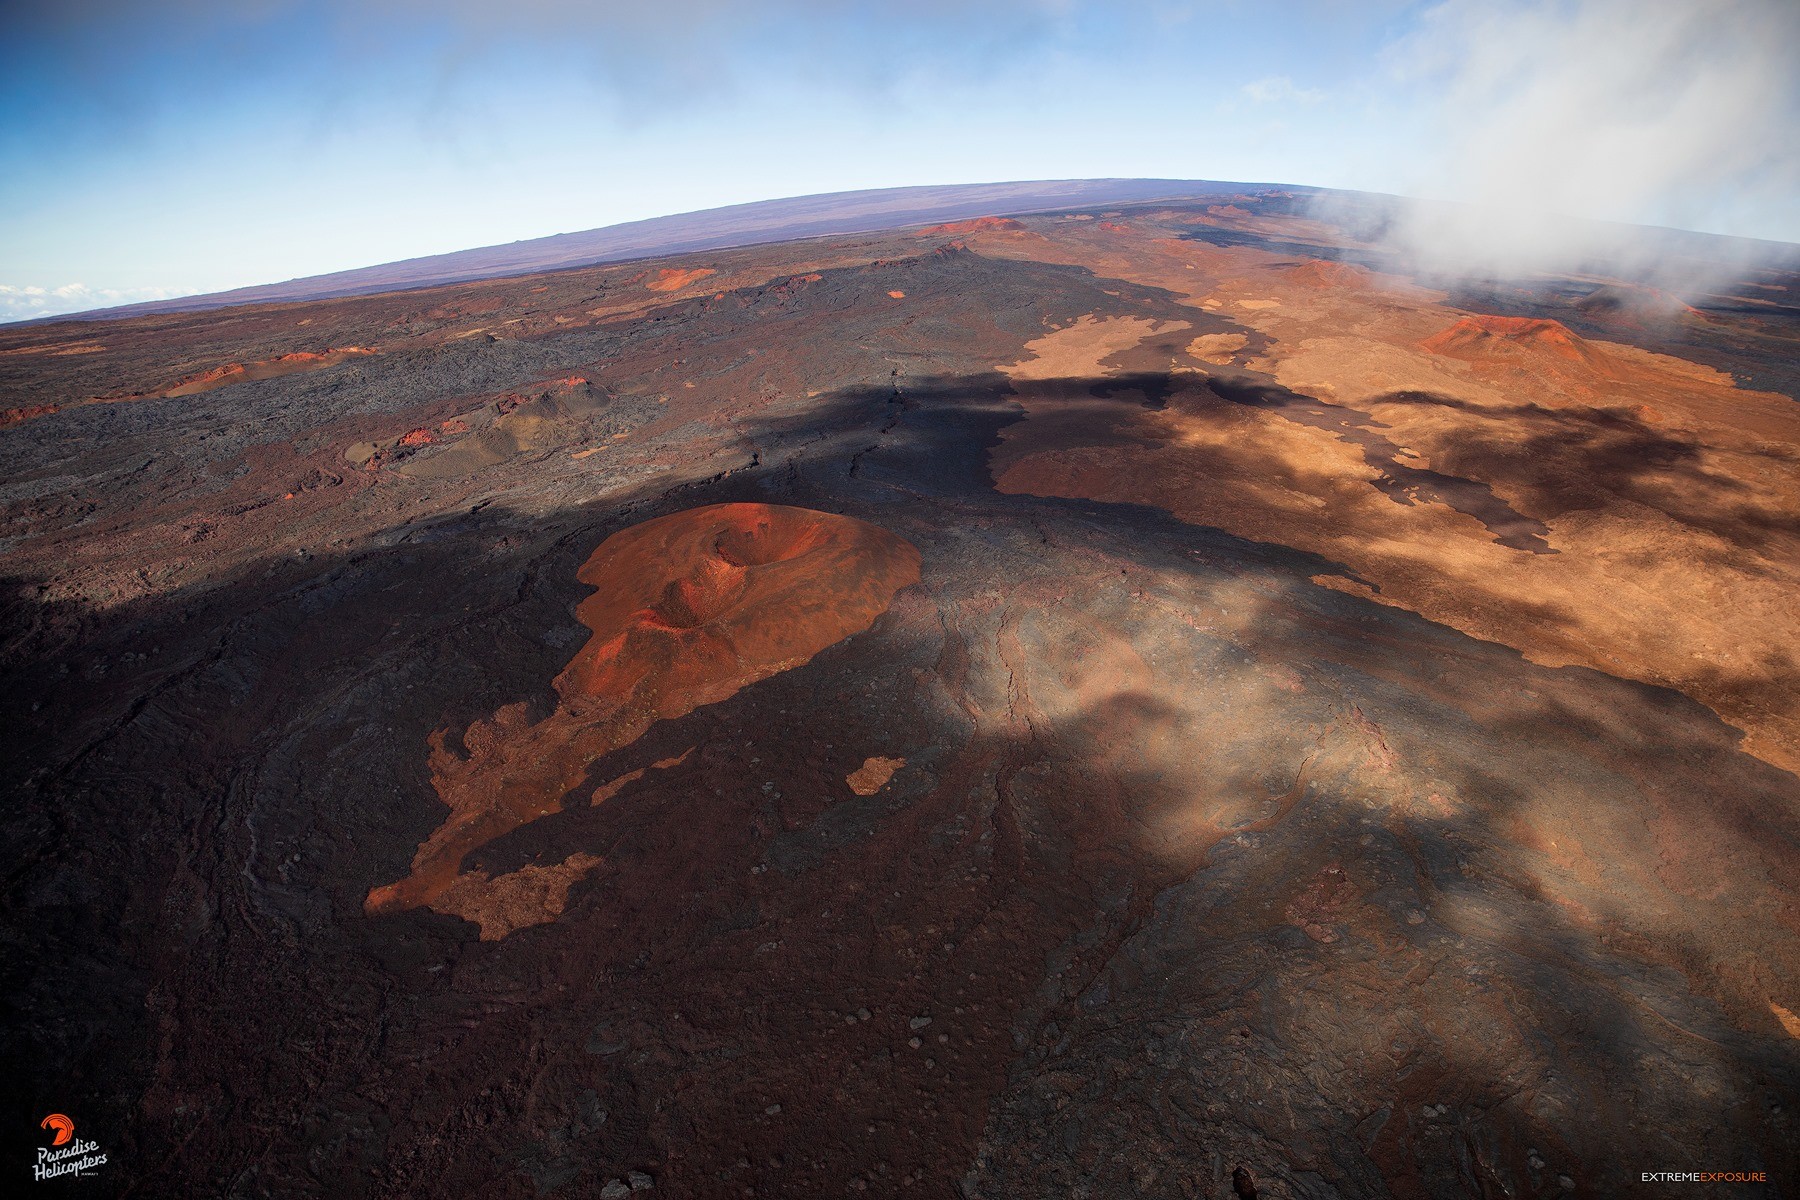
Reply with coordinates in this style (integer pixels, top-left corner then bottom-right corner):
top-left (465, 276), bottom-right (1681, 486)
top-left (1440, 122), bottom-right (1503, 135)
top-left (85, 178), bottom-right (1283, 319)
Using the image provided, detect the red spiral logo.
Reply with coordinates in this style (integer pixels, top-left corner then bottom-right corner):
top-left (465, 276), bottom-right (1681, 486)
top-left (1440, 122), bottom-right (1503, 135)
top-left (40, 1114), bottom-right (74, 1147)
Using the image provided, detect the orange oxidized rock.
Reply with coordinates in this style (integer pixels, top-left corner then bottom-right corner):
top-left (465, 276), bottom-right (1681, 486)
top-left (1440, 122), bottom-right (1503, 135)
top-left (365, 503), bottom-right (920, 929)
top-left (646, 267), bottom-right (717, 292)
top-left (914, 216), bottom-right (1024, 236)
top-left (160, 346), bottom-right (377, 398)
top-left (1420, 314), bottom-right (1599, 364)
top-left (0, 403), bottom-right (60, 426)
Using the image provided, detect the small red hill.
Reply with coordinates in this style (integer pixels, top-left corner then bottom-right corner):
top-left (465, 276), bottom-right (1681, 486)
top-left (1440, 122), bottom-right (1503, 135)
top-left (1285, 260), bottom-right (1370, 289)
top-left (914, 216), bottom-right (1024, 237)
top-left (1421, 315), bottom-right (1603, 366)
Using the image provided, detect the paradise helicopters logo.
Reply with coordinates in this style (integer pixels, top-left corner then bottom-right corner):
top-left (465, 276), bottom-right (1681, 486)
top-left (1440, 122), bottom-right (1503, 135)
top-left (33, 1114), bottom-right (107, 1182)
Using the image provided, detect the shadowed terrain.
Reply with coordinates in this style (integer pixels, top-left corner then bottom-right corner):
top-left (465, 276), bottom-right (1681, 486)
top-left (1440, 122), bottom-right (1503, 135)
top-left (2, 189), bottom-right (1797, 1198)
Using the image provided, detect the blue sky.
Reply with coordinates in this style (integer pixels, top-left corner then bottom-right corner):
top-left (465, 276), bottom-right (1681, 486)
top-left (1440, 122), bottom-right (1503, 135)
top-left (3, 0), bottom-right (1796, 319)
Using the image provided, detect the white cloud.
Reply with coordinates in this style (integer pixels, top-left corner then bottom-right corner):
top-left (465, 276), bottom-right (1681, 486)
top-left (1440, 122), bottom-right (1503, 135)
top-left (1240, 76), bottom-right (1325, 105)
top-left (0, 282), bottom-right (199, 323)
top-left (1332, 0), bottom-right (1800, 280)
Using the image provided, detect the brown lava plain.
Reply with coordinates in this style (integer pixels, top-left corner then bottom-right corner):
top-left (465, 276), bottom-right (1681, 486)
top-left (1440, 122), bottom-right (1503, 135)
top-left (3, 190), bottom-right (1800, 1198)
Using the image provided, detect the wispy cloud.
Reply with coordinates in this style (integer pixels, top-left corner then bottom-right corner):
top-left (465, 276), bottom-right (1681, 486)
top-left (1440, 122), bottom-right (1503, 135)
top-left (1326, 0), bottom-right (1800, 280)
top-left (1239, 76), bottom-right (1325, 105)
top-left (0, 282), bottom-right (198, 322)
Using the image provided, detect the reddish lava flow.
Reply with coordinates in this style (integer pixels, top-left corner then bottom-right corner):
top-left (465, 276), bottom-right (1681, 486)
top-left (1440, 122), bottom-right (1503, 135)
top-left (0, 346), bottom-right (344, 422)
top-left (645, 267), bottom-right (717, 292)
top-left (365, 503), bottom-right (920, 923)
top-left (913, 216), bottom-right (1024, 237)
top-left (1, 403), bottom-right (59, 427)
top-left (160, 346), bottom-right (378, 398)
